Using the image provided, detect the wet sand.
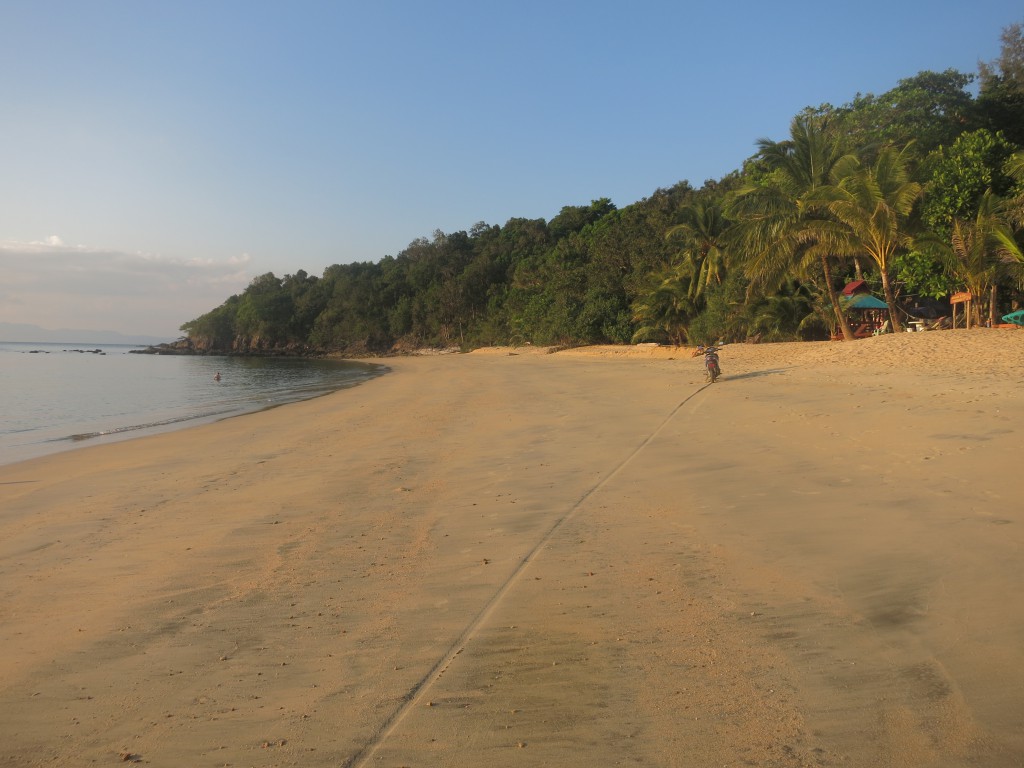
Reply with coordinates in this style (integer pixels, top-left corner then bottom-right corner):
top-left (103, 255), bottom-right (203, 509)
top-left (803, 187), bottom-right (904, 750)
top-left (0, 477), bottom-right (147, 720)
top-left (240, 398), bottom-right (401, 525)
top-left (1, 329), bottom-right (1022, 767)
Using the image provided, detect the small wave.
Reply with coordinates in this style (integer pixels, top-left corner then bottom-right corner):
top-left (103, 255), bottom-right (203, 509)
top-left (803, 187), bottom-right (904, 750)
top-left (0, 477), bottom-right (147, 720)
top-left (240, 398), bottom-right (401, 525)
top-left (62, 408), bottom-right (240, 443)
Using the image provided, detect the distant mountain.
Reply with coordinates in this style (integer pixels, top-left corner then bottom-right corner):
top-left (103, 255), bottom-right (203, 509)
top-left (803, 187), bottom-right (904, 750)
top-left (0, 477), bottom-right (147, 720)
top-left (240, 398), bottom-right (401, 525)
top-left (0, 322), bottom-right (174, 346)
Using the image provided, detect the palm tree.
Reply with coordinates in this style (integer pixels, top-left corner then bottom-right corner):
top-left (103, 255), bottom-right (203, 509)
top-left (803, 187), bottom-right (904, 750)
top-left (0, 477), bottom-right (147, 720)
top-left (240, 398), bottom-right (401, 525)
top-left (747, 281), bottom-right (825, 342)
top-left (1005, 150), bottom-right (1024, 228)
top-left (729, 115), bottom-right (856, 340)
top-left (664, 199), bottom-right (731, 303)
top-left (805, 143), bottom-right (924, 331)
top-left (940, 191), bottom-right (1024, 325)
top-left (630, 263), bottom-right (695, 346)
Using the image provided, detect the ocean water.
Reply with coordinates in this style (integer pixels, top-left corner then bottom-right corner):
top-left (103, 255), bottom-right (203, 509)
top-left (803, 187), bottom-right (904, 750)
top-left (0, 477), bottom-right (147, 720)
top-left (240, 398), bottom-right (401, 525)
top-left (0, 341), bottom-right (387, 467)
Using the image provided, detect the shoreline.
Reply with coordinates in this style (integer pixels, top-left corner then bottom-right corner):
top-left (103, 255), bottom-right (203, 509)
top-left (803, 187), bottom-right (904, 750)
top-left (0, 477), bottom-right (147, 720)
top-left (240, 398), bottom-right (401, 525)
top-left (1, 330), bottom-right (1023, 766)
top-left (0, 349), bottom-right (389, 469)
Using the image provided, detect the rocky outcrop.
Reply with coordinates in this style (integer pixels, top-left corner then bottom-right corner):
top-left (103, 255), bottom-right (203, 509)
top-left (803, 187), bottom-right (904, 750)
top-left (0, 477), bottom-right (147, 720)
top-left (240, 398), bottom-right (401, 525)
top-left (130, 337), bottom-right (326, 357)
top-left (130, 338), bottom-right (199, 355)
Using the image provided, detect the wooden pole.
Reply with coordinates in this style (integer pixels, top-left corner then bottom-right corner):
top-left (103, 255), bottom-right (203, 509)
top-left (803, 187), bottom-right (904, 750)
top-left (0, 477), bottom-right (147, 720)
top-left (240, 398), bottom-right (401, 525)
top-left (950, 292), bottom-right (973, 330)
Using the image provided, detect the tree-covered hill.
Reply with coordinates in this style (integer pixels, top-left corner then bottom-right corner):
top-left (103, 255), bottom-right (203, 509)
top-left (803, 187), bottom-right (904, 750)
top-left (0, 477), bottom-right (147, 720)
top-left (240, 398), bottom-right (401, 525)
top-left (181, 23), bottom-right (1024, 355)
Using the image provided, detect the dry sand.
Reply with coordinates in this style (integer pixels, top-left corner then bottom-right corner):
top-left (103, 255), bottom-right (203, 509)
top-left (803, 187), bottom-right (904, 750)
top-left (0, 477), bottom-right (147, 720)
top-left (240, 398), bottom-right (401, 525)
top-left (1, 329), bottom-right (1022, 767)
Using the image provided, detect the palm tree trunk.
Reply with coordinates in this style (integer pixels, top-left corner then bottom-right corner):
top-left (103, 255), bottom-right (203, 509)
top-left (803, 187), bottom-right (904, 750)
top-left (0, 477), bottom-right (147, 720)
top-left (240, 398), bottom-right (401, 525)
top-left (990, 284), bottom-right (999, 327)
top-left (821, 255), bottom-right (855, 340)
top-left (879, 268), bottom-right (903, 332)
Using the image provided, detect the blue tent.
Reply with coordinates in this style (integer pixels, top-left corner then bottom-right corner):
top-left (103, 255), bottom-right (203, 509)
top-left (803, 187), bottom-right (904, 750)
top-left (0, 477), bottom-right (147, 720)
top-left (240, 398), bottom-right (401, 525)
top-left (1002, 310), bottom-right (1024, 326)
top-left (843, 293), bottom-right (889, 310)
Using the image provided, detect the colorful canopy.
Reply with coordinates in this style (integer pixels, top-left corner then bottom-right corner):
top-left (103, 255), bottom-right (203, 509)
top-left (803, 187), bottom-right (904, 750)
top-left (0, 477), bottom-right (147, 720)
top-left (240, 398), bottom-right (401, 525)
top-left (843, 293), bottom-right (888, 310)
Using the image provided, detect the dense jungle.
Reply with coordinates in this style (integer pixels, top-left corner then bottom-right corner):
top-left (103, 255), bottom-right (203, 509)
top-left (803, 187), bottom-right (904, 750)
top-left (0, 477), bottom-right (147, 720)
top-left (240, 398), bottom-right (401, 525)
top-left (179, 22), bottom-right (1024, 354)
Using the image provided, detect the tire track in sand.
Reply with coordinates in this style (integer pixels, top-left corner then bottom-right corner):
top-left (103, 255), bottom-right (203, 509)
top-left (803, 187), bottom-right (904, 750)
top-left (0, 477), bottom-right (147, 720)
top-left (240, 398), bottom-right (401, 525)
top-left (343, 381), bottom-right (714, 767)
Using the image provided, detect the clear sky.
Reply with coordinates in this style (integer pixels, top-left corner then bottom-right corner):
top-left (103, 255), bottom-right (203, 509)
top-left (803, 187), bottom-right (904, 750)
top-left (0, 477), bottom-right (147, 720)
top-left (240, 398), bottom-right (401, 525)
top-left (1, 0), bottom-right (1021, 338)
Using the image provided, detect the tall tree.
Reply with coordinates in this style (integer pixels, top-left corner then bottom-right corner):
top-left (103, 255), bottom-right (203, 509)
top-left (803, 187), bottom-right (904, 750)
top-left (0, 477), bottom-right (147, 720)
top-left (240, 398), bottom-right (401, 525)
top-left (806, 144), bottom-right (925, 331)
top-left (804, 70), bottom-right (977, 157)
top-left (730, 115), bottom-right (856, 340)
top-left (630, 263), bottom-right (694, 346)
top-left (937, 191), bottom-right (1024, 325)
top-left (1005, 150), bottom-right (1024, 228)
top-left (921, 128), bottom-right (1018, 235)
top-left (547, 198), bottom-right (617, 241)
top-left (664, 197), bottom-right (732, 302)
top-left (977, 22), bottom-right (1024, 145)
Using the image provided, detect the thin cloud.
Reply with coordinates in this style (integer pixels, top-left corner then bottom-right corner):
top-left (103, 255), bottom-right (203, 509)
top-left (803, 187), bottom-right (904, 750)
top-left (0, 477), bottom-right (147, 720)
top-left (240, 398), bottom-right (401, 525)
top-left (0, 239), bottom-right (253, 336)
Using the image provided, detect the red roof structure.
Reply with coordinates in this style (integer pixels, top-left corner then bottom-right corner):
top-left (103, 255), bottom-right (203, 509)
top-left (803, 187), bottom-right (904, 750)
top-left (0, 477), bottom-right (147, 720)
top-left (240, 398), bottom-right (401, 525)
top-left (842, 280), bottom-right (868, 296)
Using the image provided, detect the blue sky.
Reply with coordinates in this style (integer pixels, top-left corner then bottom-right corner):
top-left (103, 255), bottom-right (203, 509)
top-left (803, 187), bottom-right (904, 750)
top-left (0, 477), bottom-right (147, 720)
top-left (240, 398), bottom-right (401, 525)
top-left (1, 0), bottom-right (1021, 338)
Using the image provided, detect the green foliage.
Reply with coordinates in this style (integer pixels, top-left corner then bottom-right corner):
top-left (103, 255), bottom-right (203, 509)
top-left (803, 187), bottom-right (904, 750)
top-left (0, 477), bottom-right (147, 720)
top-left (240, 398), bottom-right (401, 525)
top-left (922, 129), bottom-right (1018, 235)
top-left (747, 281), bottom-right (828, 342)
top-left (665, 197), bottom-right (733, 302)
top-left (729, 114), bottom-right (857, 339)
top-left (179, 23), bottom-right (1024, 354)
top-left (977, 22), bottom-right (1024, 145)
top-left (180, 295), bottom-right (240, 349)
top-left (547, 199), bottom-right (617, 240)
top-left (685, 272), bottom-right (750, 345)
top-left (232, 273), bottom-right (299, 347)
top-left (1005, 150), bottom-right (1024, 228)
top-left (892, 251), bottom-right (956, 300)
top-left (630, 263), bottom-right (695, 345)
top-left (805, 144), bottom-right (925, 329)
top-left (937, 190), bottom-right (1024, 323)
top-left (806, 69), bottom-right (977, 158)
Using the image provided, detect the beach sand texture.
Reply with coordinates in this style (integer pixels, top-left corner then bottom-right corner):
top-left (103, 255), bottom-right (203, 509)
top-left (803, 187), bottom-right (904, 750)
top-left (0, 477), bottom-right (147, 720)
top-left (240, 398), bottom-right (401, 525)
top-left (1, 329), bottom-right (1022, 767)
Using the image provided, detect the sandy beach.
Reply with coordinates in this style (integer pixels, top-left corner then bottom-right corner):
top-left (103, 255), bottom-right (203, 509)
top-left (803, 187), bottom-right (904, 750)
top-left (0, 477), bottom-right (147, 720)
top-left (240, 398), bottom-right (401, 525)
top-left (2, 329), bottom-right (1023, 767)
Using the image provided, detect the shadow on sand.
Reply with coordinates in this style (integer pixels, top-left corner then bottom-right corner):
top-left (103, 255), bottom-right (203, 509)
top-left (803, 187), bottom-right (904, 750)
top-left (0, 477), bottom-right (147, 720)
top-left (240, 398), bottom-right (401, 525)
top-left (720, 368), bottom-right (792, 381)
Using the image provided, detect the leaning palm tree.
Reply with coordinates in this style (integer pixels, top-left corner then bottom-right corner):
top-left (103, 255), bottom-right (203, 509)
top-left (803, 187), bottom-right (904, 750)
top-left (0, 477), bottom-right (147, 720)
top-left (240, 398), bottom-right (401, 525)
top-left (805, 144), bottom-right (924, 331)
top-left (729, 115), bottom-right (856, 340)
top-left (665, 198), bottom-right (731, 303)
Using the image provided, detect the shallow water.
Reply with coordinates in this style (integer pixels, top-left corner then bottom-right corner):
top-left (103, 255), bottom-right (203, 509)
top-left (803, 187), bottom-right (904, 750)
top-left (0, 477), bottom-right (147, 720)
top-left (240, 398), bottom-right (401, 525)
top-left (0, 341), bottom-right (386, 466)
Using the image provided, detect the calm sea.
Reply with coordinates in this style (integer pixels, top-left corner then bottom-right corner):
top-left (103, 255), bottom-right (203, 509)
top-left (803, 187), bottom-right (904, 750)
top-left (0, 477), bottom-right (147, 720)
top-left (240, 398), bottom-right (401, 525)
top-left (0, 341), bottom-right (387, 467)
